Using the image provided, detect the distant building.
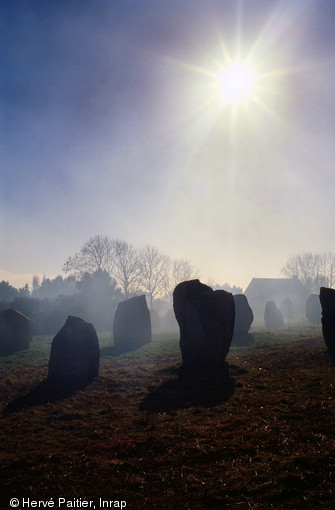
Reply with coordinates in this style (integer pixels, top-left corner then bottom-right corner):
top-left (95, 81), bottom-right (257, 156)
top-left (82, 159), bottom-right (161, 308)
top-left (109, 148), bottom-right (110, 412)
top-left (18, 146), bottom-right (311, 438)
top-left (244, 276), bottom-right (308, 322)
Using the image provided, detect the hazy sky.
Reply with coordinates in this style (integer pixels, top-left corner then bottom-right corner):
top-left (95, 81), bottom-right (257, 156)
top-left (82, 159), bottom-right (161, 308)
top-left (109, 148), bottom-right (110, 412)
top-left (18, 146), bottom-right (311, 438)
top-left (1, 0), bottom-right (335, 291)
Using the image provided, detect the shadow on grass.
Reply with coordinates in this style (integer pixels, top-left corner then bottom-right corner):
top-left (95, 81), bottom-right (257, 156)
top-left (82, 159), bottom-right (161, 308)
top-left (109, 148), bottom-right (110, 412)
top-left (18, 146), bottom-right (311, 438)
top-left (140, 362), bottom-right (235, 413)
top-left (3, 378), bottom-right (91, 416)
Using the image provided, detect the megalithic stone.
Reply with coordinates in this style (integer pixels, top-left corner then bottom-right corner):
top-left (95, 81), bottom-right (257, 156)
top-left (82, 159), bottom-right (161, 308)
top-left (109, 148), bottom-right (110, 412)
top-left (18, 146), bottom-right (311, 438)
top-left (319, 287), bottom-right (335, 363)
top-left (264, 300), bottom-right (284, 328)
top-left (48, 315), bottom-right (100, 386)
top-left (173, 280), bottom-right (235, 369)
top-left (0, 308), bottom-right (33, 356)
top-left (232, 294), bottom-right (254, 346)
top-left (113, 295), bottom-right (151, 348)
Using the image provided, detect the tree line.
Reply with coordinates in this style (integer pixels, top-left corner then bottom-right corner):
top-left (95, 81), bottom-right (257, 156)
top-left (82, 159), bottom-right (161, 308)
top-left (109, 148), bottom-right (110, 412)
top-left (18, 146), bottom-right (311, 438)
top-left (62, 235), bottom-right (200, 308)
top-left (2, 240), bottom-right (333, 334)
top-left (0, 271), bottom-right (122, 334)
top-left (0, 236), bottom-right (201, 334)
top-left (281, 251), bottom-right (335, 294)
top-left (0, 235), bottom-right (244, 334)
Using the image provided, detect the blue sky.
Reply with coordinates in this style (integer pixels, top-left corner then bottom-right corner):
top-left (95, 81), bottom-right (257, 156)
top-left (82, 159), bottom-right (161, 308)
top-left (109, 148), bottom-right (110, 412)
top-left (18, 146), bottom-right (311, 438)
top-left (1, 0), bottom-right (335, 290)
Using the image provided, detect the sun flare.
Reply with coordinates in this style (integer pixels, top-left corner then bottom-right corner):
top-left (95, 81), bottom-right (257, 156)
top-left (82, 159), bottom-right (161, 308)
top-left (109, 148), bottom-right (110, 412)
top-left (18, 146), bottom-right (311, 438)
top-left (165, 32), bottom-right (297, 130)
top-left (217, 60), bottom-right (256, 105)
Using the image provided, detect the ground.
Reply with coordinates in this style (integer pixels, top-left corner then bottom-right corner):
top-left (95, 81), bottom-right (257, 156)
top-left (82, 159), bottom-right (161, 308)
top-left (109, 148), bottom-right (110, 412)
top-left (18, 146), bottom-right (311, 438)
top-left (1, 326), bottom-right (335, 509)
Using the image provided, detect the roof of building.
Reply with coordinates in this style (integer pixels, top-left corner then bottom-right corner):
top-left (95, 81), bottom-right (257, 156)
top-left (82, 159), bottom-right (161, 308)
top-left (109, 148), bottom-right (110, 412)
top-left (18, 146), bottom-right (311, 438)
top-left (244, 277), bottom-right (307, 299)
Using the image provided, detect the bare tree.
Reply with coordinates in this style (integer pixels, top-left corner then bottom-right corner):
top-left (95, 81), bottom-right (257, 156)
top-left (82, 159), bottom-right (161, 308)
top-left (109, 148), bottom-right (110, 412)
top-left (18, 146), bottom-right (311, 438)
top-left (63, 235), bottom-right (116, 279)
top-left (63, 236), bottom-right (200, 303)
top-left (281, 252), bottom-right (329, 293)
top-left (319, 252), bottom-right (335, 288)
top-left (168, 258), bottom-right (199, 294)
top-left (113, 240), bottom-right (142, 298)
top-left (139, 245), bottom-right (170, 309)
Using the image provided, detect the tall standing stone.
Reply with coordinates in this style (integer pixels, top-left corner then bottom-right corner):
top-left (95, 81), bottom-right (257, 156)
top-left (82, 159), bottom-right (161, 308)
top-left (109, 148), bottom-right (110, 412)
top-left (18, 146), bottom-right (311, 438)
top-left (319, 287), bottom-right (335, 363)
top-left (48, 316), bottom-right (100, 386)
top-left (113, 295), bottom-right (151, 348)
top-left (173, 280), bottom-right (235, 369)
top-left (0, 308), bottom-right (33, 355)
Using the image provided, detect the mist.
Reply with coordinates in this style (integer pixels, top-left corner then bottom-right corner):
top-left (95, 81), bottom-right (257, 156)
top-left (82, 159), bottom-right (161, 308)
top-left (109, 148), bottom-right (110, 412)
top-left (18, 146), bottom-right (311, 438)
top-left (2, 0), bottom-right (335, 291)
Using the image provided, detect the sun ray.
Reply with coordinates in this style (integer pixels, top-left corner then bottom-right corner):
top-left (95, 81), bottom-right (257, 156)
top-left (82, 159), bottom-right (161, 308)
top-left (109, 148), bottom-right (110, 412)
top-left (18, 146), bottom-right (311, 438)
top-left (250, 95), bottom-right (288, 125)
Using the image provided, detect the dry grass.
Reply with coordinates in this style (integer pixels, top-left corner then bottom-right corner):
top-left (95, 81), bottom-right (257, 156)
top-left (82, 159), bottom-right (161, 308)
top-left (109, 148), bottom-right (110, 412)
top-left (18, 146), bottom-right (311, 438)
top-left (1, 326), bottom-right (335, 509)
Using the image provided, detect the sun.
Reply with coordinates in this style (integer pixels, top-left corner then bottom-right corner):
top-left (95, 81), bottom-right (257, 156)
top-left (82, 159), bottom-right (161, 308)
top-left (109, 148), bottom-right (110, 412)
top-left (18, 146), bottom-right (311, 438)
top-left (216, 60), bottom-right (256, 105)
top-left (164, 34), bottom-right (296, 125)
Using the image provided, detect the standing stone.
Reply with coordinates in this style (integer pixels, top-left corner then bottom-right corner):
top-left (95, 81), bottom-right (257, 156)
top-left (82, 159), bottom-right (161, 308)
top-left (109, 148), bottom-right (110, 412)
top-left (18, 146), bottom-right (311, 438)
top-left (173, 280), bottom-right (235, 369)
top-left (0, 308), bottom-right (33, 355)
top-left (264, 301), bottom-right (284, 328)
top-left (232, 294), bottom-right (254, 346)
top-left (306, 294), bottom-right (321, 324)
top-left (173, 279), bottom-right (212, 365)
top-left (319, 287), bottom-right (335, 363)
top-left (113, 295), bottom-right (151, 348)
top-left (280, 297), bottom-right (294, 321)
top-left (48, 316), bottom-right (100, 386)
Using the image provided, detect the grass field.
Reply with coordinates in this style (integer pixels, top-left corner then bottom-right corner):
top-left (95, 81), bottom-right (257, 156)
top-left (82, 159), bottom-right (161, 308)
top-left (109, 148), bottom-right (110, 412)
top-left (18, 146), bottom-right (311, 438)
top-left (1, 324), bottom-right (335, 509)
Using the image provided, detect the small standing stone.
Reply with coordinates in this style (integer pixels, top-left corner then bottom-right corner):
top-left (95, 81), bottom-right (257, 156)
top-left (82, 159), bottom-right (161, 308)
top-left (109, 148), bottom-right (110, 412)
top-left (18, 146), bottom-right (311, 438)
top-left (264, 301), bottom-right (284, 328)
top-left (280, 297), bottom-right (294, 321)
top-left (48, 316), bottom-right (100, 386)
top-left (0, 308), bottom-right (33, 355)
top-left (113, 295), bottom-right (151, 348)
